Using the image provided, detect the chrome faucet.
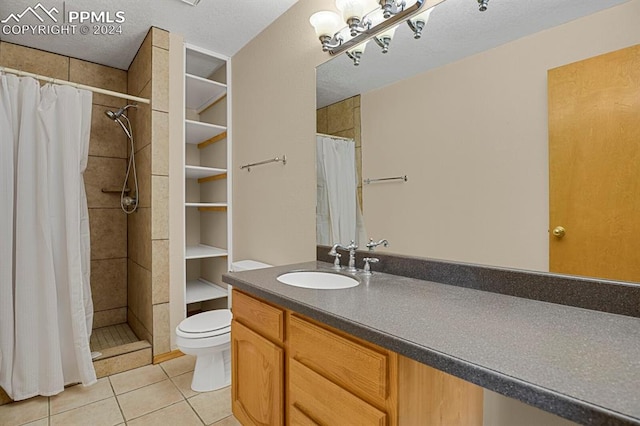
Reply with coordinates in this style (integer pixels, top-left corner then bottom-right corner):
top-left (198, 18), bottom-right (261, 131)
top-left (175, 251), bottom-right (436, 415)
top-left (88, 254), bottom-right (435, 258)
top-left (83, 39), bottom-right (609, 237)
top-left (329, 241), bottom-right (359, 272)
top-left (345, 240), bottom-right (358, 272)
top-left (328, 243), bottom-right (343, 269)
top-left (366, 238), bottom-right (389, 251)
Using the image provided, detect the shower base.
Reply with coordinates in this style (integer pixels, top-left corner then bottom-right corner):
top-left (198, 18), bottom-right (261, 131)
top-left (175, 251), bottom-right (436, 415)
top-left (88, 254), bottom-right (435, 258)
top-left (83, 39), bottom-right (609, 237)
top-left (90, 323), bottom-right (151, 378)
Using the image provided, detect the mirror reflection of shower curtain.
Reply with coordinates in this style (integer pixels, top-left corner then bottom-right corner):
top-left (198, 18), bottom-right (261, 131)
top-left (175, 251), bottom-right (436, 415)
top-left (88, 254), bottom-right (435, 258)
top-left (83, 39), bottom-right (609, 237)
top-left (0, 74), bottom-right (96, 400)
top-left (316, 135), bottom-right (366, 246)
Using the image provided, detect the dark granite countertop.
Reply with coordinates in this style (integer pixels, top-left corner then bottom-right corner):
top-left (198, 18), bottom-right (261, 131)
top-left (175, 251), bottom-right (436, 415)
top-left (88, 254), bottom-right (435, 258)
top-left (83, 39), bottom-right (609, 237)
top-left (223, 261), bottom-right (640, 426)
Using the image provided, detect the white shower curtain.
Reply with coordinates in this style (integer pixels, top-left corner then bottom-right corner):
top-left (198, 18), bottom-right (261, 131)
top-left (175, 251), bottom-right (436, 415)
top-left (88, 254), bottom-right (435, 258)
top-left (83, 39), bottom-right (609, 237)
top-left (316, 135), bottom-right (367, 246)
top-left (0, 74), bottom-right (96, 400)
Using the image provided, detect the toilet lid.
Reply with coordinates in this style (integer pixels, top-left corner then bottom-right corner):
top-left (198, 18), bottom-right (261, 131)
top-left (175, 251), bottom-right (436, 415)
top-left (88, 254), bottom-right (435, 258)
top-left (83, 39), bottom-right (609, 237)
top-left (178, 309), bottom-right (232, 336)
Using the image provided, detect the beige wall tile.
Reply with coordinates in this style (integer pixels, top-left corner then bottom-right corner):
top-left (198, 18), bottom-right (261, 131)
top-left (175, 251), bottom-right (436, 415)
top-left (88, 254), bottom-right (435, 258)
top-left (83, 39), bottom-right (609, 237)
top-left (69, 59), bottom-right (127, 107)
top-left (152, 240), bottom-right (170, 304)
top-left (354, 105), bottom-right (361, 148)
top-left (0, 386), bottom-right (12, 406)
top-left (51, 397), bottom-right (123, 426)
top-left (93, 307), bottom-right (127, 329)
top-left (188, 386), bottom-right (232, 425)
top-left (334, 129), bottom-right (355, 140)
top-left (317, 107), bottom-right (328, 134)
top-left (152, 110), bottom-right (169, 176)
top-left (91, 258), bottom-right (127, 312)
top-left (128, 32), bottom-right (152, 97)
top-left (0, 395), bottom-right (48, 425)
top-left (127, 308), bottom-right (152, 345)
top-left (85, 156), bottom-right (126, 208)
top-left (160, 355), bottom-right (196, 378)
top-left (135, 144), bottom-right (151, 208)
top-left (151, 28), bottom-right (170, 50)
top-left (109, 364), bottom-right (167, 395)
top-left (94, 347), bottom-right (151, 378)
top-left (128, 260), bottom-right (152, 333)
top-left (132, 97), bottom-right (151, 153)
top-left (116, 380), bottom-right (183, 421)
top-left (128, 208), bottom-right (151, 268)
top-left (128, 400), bottom-right (201, 426)
top-left (0, 42), bottom-right (69, 80)
top-left (152, 303), bottom-right (171, 355)
top-left (91, 104), bottom-right (128, 158)
top-left (151, 47), bottom-right (169, 113)
top-left (89, 209), bottom-right (127, 260)
top-left (50, 377), bottom-right (113, 415)
top-left (327, 97), bottom-right (354, 133)
top-left (151, 176), bottom-right (169, 240)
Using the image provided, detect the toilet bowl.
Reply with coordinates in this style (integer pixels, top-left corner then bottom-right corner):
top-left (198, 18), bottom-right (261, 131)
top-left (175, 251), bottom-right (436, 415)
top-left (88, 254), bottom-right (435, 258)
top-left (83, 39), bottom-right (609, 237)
top-left (175, 260), bottom-right (272, 392)
top-left (175, 310), bottom-right (232, 392)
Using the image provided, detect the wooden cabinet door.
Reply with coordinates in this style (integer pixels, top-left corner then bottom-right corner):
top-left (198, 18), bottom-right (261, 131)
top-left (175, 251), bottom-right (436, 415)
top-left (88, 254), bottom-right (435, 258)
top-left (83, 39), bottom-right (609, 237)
top-left (232, 320), bottom-right (284, 426)
top-left (548, 44), bottom-right (640, 282)
top-left (288, 359), bottom-right (387, 426)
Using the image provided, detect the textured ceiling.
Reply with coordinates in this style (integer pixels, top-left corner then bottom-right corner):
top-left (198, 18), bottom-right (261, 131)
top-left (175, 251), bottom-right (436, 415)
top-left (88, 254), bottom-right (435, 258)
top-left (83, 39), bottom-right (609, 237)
top-left (316, 0), bottom-right (632, 108)
top-left (0, 0), bottom-right (299, 70)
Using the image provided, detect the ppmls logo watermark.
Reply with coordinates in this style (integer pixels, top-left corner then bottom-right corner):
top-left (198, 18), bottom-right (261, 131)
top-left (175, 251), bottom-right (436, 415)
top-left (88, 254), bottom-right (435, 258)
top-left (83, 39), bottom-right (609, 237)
top-left (2, 2), bottom-right (126, 36)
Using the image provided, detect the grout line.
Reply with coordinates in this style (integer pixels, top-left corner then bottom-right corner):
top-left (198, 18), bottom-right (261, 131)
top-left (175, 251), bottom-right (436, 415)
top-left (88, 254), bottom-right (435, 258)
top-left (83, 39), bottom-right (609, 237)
top-left (109, 377), bottom-right (127, 424)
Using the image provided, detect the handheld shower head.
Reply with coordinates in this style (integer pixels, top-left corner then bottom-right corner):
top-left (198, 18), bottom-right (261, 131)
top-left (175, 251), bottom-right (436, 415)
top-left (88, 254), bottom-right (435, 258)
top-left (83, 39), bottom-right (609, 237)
top-left (104, 104), bottom-right (137, 120)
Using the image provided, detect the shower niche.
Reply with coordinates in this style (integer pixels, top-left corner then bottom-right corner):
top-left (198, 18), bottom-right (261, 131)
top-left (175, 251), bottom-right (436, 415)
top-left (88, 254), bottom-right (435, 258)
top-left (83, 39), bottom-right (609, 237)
top-left (183, 45), bottom-right (232, 316)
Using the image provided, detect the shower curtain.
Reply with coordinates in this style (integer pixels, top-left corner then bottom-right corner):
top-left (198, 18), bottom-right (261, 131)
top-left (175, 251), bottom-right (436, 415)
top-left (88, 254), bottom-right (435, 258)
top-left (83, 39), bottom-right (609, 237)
top-left (316, 135), bottom-right (367, 246)
top-left (0, 73), bottom-right (96, 400)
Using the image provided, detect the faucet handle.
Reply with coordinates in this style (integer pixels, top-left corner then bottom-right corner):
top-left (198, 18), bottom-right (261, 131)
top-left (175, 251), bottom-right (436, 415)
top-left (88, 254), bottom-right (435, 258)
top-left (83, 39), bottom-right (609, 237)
top-left (362, 257), bottom-right (379, 275)
top-left (366, 238), bottom-right (389, 251)
top-left (329, 250), bottom-right (342, 270)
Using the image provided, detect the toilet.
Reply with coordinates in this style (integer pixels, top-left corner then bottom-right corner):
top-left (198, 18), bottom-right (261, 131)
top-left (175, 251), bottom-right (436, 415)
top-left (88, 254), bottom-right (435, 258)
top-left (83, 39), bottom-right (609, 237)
top-left (175, 260), bottom-right (272, 392)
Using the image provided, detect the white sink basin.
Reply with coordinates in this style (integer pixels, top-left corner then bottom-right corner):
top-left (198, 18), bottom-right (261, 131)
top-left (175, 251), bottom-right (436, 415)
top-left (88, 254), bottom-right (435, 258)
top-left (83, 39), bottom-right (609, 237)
top-left (277, 271), bottom-right (359, 290)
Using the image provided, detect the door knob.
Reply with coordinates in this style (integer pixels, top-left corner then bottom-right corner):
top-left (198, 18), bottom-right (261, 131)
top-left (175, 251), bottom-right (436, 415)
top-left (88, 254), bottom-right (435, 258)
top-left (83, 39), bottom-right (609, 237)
top-left (552, 226), bottom-right (566, 238)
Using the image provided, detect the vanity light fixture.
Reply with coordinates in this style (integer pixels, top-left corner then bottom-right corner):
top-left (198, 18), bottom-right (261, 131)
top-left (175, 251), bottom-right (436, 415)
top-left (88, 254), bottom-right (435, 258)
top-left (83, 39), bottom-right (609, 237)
top-left (181, 0), bottom-right (201, 5)
top-left (406, 6), bottom-right (433, 39)
top-left (478, 0), bottom-right (489, 12)
top-left (309, 0), bottom-right (432, 65)
top-left (346, 40), bottom-right (369, 65)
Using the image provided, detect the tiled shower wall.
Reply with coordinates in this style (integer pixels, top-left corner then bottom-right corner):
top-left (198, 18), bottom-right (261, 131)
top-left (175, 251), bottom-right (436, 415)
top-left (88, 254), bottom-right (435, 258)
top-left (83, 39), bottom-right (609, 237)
top-left (316, 95), bottom-right (363, 208)
top-left (0, 41), bottom-right (130, 405)
top-left (126, 27), bottom-right (171, 357)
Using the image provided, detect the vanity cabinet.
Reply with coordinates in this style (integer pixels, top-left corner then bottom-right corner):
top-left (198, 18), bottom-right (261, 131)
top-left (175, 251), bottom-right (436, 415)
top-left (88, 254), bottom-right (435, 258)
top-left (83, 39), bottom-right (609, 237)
top-left (231, 290), bottom-right (483, 426)
top-left (231, 291), bottom-right (285, 425)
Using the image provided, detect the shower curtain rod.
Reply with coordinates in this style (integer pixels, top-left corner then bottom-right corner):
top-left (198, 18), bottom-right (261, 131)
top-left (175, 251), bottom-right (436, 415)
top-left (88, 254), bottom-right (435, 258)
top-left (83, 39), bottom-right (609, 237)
top-left (317, 132), bottom-right (354, 142)
top-left (0, 66), bottom-right (151, 105)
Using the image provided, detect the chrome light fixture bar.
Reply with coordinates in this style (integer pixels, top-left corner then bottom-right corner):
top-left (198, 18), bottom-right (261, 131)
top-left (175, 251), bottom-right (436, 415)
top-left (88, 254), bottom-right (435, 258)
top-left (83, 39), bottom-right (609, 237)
top-left (320, 0), bottom-right (445, 57)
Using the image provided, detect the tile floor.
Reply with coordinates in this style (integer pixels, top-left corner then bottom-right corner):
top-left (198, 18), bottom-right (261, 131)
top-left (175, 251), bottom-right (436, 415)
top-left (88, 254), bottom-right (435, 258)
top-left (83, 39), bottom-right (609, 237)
top-left (90, 323), bottom-right (139, 352)
top-left (0, 355), bottom-right (241, 426)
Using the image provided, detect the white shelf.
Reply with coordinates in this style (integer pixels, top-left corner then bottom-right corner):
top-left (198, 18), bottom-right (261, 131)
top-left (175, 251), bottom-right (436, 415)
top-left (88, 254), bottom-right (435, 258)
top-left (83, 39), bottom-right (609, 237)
top-left (185, 74), bottom-right (226, 112)
top-left (186, 278), bottom-right (227, 304)
top-left (185, 120), bottom-right (226, 145)
top-left (185, 202), bottom-right (227, 208)
top-left (185, 244), bottom-right (228, 259)
top-left (185, 165), bottom-right (227, 179)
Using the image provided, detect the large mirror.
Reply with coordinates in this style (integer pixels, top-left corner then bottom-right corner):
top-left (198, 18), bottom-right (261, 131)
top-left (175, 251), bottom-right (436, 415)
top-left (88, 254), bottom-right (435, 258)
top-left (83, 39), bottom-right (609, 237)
top-left (315, 0), bottom-right (640, 282)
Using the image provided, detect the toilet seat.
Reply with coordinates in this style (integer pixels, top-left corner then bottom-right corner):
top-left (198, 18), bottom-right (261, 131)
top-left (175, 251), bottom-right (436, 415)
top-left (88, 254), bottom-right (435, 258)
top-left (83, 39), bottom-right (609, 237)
top-left (176, 309), bottom-right (232, 339)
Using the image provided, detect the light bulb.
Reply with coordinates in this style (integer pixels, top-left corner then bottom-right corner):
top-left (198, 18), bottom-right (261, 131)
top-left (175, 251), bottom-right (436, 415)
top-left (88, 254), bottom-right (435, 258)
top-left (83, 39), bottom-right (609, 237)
top-left (309, 11), bottom-right (343, 38)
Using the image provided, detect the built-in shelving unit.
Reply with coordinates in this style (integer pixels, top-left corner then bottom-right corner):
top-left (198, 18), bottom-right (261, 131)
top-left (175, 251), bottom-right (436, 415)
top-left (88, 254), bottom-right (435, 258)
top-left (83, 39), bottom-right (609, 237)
top-left (182, 44), bottom-right (232, 316)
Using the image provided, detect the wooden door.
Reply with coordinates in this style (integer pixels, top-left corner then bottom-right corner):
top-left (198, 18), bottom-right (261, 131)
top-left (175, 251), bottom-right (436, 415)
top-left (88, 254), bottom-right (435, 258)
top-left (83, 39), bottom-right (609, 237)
top-left (231, 320), bottom-right (284, 426)
top-left (548, 44), bottom-right (640, 282)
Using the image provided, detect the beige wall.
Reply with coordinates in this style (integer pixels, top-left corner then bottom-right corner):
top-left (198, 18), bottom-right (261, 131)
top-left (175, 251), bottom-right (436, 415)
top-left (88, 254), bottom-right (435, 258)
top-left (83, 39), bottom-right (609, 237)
top-left (127, 28), bottom-right (172, 357)
top-left (231, 0), bottom-right (331, 265)
top-left (361, 0), bottom-right (640, 274)
top-left (232, 0), bottom-right (640, 425)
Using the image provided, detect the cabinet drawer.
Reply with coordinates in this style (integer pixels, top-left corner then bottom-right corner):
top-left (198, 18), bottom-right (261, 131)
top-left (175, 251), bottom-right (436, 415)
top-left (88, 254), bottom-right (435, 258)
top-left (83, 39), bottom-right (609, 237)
top-left (232, 290), bottom-right (284, 343)
top-left (288, 314), bottom-right (390, 405)
top-left (289, 359), bottom-right (387, 426)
